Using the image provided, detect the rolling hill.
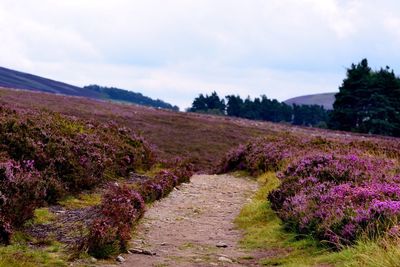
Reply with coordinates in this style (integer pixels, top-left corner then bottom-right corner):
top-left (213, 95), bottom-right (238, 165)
top-left (0, 86), bottom-right (399, 266)
top-left (0, 66), bottom-right (177, 110)
top-left (284, 92), bottom-right (336, 110)
top-left (0, 66), bottom-right (100, 98)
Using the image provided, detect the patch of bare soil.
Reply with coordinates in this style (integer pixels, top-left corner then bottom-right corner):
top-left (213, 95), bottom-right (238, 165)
top-left (26, 205), bottom-right (98, 245)
top-left (106, 174), bottom-right (258, 267)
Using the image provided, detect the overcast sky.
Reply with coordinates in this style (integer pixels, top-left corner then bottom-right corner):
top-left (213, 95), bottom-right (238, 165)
top-left (1, 0), bottom-right (400, 109)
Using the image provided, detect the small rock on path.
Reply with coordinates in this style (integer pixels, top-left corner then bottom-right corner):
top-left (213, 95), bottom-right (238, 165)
top-left (104, 174), bottom-right (257, 267)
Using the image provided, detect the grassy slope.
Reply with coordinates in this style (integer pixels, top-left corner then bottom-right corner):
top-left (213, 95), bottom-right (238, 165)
top-left (0, 67), bottom-right (100, 99)
top-left (0, 229), bottom-right (66, 267)
top-left (0, 87), bottom-right (276, 171)
top-left (236, 172), bottom-right (400, 267)
top-left (2, 87), bottom-right (400, 266)
top-left (0, 87), bottom-right (270, 266)
top-left (2, 87), bottom-right (395, 172)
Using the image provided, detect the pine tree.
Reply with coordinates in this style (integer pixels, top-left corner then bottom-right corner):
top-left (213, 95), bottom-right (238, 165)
top-left (330, 59), bottom-right (400, 136)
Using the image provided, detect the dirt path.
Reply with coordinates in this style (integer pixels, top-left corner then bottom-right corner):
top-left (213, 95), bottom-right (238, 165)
top-left (107, 174), bottom-right (258, 267)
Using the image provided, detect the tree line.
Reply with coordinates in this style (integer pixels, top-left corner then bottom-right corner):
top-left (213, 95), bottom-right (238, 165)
top-left (84, 85), bottom-right (179, 111)
top-left (189, 92), bottom-right (329, 127)
top-left (189, 59), bottom-right (400, 137)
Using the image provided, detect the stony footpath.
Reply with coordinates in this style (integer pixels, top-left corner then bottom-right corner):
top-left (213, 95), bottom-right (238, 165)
top-left (105, 174), bottom-right (258, 267)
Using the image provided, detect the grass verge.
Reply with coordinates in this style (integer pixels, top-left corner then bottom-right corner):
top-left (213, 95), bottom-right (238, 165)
top-left (59, 193), bottom-right (101, 209)
top-left (33, 208), bottom-right (56, 225)
top-left (0, 233), bottom-right (66, 267)
top-left (235, 172), bottom-right (400, 267)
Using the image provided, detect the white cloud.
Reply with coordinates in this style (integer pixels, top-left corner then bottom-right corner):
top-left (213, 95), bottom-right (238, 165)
top-left (304, 0), bottom-right (361, 39)
top-left (0, 0), bottom-right (399, 109)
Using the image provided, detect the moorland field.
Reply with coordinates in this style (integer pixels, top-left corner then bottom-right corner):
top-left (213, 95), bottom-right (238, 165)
top-left (1, 86), bottom-right (400, 266)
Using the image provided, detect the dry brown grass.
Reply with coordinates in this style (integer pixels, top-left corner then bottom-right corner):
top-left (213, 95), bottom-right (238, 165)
top-left (1, 87), bottom-right (397, 172)
top-left (0, 87), bottom-right (274, 171)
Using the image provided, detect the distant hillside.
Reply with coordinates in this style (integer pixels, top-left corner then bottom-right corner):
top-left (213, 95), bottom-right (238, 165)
top-left (284, 93), bottom-right (336, 110)
top-left (0, 66), bottom-right (178, 110)
top-left (84, 85), bottom-right (179, 111)
top-left (0, 66), bottom-right (101, 98)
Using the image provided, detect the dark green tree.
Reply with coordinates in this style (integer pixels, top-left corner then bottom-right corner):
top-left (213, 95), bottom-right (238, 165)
top-left (241, 96), bottom-right (260, 120)
top-left (190, 91), bottom-right (226, 114)
top-left (330, 59), bottom-right (400, 136)
top-left (329, 59), bottom-right (372, 131)
top-left (293, 104), bottom-right (328, 127)
top-left (226, 95), bottom-right (244, 117)
top-left (190, 94), bottom-right (207, 112)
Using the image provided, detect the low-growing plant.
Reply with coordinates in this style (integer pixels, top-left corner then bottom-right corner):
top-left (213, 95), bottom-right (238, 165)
top-left (87, 218), bottom-right (120, 259)
top-left (0, 106), bottom-right (156, 244)
top-left (135, 159), bottom-right (194, 203)
top-left (32, 208), bottom-right (56, 225)
top-left (0, 216), bottom-right (12, 245)
top-left (171, 158), bottom-right (194, 184)
top-left (267, 154), bottom-right (400, 247)
top-left (219, 132), bottom-right (400, 250)
top-left (59, 193), bottom-right (102, 210)
top-left (87, 184), bottom-right (145, 257)
top-left (0, 159), bottom-right (45, 241)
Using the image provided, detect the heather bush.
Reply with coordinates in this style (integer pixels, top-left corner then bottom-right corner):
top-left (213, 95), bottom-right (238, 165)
top-left (244, 139), bottom-right (291, 175)
top-left (217, 134), bottom-right (387, 177)
top-left (217, 144), bottom-right (248, 174)
top-left (99, 123), bottom-right (156, 177)
top-left (133, 158), bottom-right (193, 203)
top-left (155, 170), bottom-right (178, 196)
top-left (138, 179), bottom-right (164, 203)
top-left (0, 160), bottom-right (42, 223)
top-left (268, 154), bottom-right (400, 247)
top-left (87, 184), bottom-right (145, 257)
top-left (0, 106), bottom-right (155, 244)
top-left (0, 216), bottom-right (12, 245)
top-left (219, 131), bottom-right (400, 249)
top-left (217, 137), bottom-right (290, 175)
top-left (87, 218), bottom-right (120, 259)
top-left (134, 171), bottom-right (177, 203)
top-left (0, 107), bottom-right (155, 198)
top-left (100, 184), bottom-right (145, 225)
top-left (217, 135), bottom-right (337, 175)
top-left (0, 159), bottom-right (45, 241)
top-left (269, 154), bottom-right (394, 209)
top-left (170, 158), bottom-right (194, 184)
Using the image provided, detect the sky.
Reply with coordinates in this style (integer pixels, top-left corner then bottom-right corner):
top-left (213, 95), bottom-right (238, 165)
top-left (1, 0), bottom-right (400, 109)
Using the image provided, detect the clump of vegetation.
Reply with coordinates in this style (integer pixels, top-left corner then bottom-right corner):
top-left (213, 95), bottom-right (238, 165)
top-left (0, 160), bottom-right (44, 243)
top-left (134, 170), bottom-right (177, 203)
top-left (0, 106), bottom-right (155, 244)
top-left (237, 172), bottom-right (400, 267)
top-left (32, 208), bottom-right (56, 225)
top-left (87, 184), bottom-right (145, 258)
top-left (59, 193), bottom-right (102, 210)
top-left (217, 136), bottom-right (295, 175)
top-left (269, 154), bottom-right (400, 247)
top-left (330, 58), bottom-right (400, 137)
top-left (220, 131), bottom-right (400, 250)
